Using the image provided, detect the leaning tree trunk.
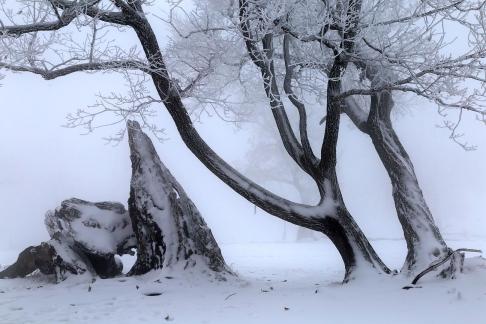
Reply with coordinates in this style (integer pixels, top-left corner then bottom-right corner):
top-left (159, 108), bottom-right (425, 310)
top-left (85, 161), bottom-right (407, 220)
top-left (126, 120), bottom-right (229, 276)
top-left (367, 91), bottom-right (449, 275)
top-left (127, 12), bottom-right (389, 281)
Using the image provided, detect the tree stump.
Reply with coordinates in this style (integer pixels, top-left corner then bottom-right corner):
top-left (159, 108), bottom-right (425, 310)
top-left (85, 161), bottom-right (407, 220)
top-left (126, 120), bottom-right (229, 276)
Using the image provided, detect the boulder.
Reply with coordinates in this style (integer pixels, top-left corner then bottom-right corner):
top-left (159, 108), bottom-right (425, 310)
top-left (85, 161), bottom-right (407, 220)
top-left (1, 199), bottom-right (135, 281)
top-left (45, 198), bottom-right (136, 257)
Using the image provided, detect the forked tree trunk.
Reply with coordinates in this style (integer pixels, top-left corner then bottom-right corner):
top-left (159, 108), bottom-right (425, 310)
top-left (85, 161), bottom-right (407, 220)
top-left (126, 120), bottom-right (229, 276)
top-left (367, 91), bottom-right (449, 274)
top-left (128, 10), bottom-right (389, 281)
top-left (314, 213), bottom-right (390, 281)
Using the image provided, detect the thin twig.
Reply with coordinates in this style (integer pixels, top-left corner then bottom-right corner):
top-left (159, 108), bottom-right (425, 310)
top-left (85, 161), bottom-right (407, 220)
top-left (224, 292), bottom-right (237, 301)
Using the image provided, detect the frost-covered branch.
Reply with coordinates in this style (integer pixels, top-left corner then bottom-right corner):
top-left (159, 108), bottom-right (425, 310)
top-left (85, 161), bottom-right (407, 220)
top-left (239, 0), bottom-right (319, 177)
top-left (283, 34), bottom-right (316, 163)
top-left (0, 59), bottom-right (149, 79)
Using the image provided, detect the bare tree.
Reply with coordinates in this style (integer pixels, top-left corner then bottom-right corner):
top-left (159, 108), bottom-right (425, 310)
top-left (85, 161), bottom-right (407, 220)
top-left (2, 0), bottom-right (485, 280)
top-left (160, 0), bottom-right (486, 275)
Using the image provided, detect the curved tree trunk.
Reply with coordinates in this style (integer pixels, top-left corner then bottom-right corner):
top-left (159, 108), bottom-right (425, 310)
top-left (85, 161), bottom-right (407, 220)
top-left (343, 54), bottom-right (451, 276)
top-left (313, 172), bottom-right (391, 281)
top-left (367, 91), bottom-right (449, 274)
top-left (313, 209), bottom-right (391, 281)
top-left (123, 8), bottom-right (390, 281)
top-left (126, 120), bottom-right (229, 276)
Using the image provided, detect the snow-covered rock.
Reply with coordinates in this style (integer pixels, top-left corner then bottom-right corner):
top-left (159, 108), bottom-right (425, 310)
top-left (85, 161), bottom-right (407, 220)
top-left (0, 239), bottom-right (90, 282)
top-left (44, 198), bottom-right (137, 279)
top-left (1, 199), bottom-right (136, 281)
top-left (1, 122), bottom-right (230, 281)
top-left (45, 198), bottom-right (136, 257)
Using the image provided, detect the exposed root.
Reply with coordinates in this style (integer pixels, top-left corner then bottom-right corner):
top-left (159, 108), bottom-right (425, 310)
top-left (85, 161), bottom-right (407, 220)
top-left (403, 248), bottom-right (482, 289)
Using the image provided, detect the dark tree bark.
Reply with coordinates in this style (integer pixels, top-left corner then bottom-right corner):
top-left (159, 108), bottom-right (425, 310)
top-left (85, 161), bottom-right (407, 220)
top-left (116, 1), bottom-right (391, 281)
top-left (367, 91), bottom-right (449, 274)
top-left (126, 120), bottom-right (229, 276)
top-left (0, 0), bottom-right (392, 282)
top-left (342, 86), bottom-right (450, 275)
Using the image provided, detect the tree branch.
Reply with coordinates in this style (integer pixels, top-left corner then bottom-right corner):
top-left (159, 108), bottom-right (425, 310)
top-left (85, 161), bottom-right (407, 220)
top-left (85, 7), bottom-right (130, 25)
top-left (0, 8), bottom-right (77, 37)
top-left (0, 60), bottom-right (150, 80)
top-left (319, 0), bottom-right (363, 173)
top-left (282, 34), bottom-right (318, 164)
top-left (362, 1), bottom-right (470, 28)
top-left (239, 0), bottom-right (318, 178)
top-left (122, 5), bottom-right (327, 229)
top-left (0, 1), bottom-right (130, 38)
top-left (342, 97), bottom-right (370, 133)
top-left (408, 248), bottom-right (482, 286)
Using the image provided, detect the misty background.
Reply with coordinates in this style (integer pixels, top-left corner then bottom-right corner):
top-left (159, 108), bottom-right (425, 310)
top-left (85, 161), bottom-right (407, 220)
top-left (0, 2), bottom-right (485, 256)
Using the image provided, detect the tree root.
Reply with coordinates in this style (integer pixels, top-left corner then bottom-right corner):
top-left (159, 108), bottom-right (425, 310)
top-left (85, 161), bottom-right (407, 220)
top-left (403, 248), bottom-right (482, 289)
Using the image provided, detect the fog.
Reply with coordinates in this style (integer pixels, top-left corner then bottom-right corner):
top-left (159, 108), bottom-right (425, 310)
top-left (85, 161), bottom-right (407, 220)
top-left (0, 2), bottom-right (485, 253)
top-left (1, 67), bottom-right (484, 252)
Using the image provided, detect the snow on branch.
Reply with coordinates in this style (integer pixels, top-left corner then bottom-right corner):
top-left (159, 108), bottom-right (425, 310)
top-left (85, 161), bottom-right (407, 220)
top-left (160, 0), bottom-right (485, 152)
top-left (0, 0), bottom-right (373, 233)
top-left (238, 0), bottom-right (320, 176)
top-left (0, 59), bottom-right (149, 79)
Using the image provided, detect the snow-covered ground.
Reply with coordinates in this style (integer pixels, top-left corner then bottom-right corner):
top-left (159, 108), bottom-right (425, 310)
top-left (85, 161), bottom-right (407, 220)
top-left (1, 238), bottom-right (485, 324)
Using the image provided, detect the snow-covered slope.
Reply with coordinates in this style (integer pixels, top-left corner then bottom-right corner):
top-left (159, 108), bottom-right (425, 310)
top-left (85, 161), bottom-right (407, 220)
top-left (0, 239), bottom-right (485, 324)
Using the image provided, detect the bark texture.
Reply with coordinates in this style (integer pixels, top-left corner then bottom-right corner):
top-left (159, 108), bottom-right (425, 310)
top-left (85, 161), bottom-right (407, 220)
top-left (125, 7), bottom-right (390, 281)
top-left (126, 120), bottom-right (229, 276)
top-left (367, 91), bottom-right (449, 274)
top-left (339, 56), bottom-right (452, 275)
